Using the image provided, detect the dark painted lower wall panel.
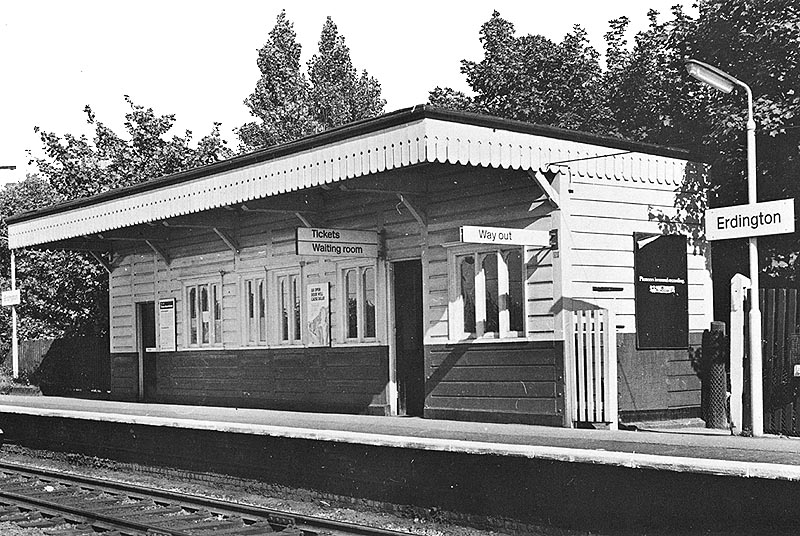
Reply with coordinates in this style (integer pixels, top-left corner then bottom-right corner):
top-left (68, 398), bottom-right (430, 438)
top-left (110, 346), bottom-right (389, 415)
top-left (2, 413), bottom-right (798, 534)
top-left (617, 332), bottom-right (702, 421)
top-left (425, 341), bottom-right (565, 426)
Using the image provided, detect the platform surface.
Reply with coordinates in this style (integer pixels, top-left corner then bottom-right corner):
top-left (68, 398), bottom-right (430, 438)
top-left (1, 395), bottom-right (799, 481)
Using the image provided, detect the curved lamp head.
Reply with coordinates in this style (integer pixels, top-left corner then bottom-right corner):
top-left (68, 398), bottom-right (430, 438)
top-left (685, 59), bottom-right (736, 93)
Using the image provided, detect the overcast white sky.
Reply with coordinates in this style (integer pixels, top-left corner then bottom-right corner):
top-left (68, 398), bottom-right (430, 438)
top-left (0, 1), bottom-right (696, 185)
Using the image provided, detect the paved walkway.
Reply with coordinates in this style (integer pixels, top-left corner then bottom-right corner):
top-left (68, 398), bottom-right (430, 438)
top-left (1, 395), bottom-right (799, 481)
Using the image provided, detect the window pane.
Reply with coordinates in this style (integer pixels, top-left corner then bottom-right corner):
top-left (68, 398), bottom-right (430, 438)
top-left (281, 279), bottom-right (289, 341)
top-left (346, 270), bottom-right (358, 338)
top-left (247, 281), bottom-right (256, 343)
top-left (483, 252), bottom-right (499, 333)
top-left (247, 281), bottom-right (254, 319)
top-left (460, 256), bottom-right (475, 333)
top-left (258, 280), bottom-right (266, 341)
top-left (505, 249), bottom-right (524, 333)
top-left (189, 287), bottom-right (198, 344)
top-left (200, 285), bottom-right (210, 344)
top-left (213, 284), bottom-right (222, 344)
top-left (363, 267), bottom-right (375, 338)
top-left (292, 276), bottom-right (301, 341)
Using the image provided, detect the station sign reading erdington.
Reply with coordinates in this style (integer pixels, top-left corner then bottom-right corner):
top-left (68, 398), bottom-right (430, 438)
top-left (705, 198), bottom-right (795, 241)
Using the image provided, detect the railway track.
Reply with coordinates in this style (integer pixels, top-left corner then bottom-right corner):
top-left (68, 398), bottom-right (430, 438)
top-left (0, 461), bottom-right (411, 535)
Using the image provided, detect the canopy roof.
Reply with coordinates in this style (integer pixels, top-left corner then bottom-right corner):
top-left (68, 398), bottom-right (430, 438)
top-left (7, 106), bottom-right (691, 250)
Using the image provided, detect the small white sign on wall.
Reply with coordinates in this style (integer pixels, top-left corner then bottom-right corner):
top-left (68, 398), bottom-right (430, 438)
top-left (158, 298), bottom-right (176, 352)
top-left (306, 283), bottom-right (330, 347)
top-left (1, 289), bottom-right (20, 307)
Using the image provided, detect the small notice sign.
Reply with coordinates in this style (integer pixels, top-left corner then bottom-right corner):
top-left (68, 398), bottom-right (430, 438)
top-left (306, 283), bottom-right (330, 347)
top-left (705, 199), bottom-right (795, 241)
top-left (1, 289), bottom-right (20, 307)
top-left (460, 225), bottom-right (550, 247)
top-left (158, 298), bottom-right (176, 352)
top-left (296, 227), bottom-right (379, 258)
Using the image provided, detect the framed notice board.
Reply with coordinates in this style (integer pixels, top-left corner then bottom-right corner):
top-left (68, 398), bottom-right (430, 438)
top-left (634, 234), bottom-right (688, 350)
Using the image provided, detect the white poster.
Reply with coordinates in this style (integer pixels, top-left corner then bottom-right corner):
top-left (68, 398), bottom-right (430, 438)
top-left (158, 298), bottom-right (176, 352)
top-left (306, 283), bottom-right (330, 347)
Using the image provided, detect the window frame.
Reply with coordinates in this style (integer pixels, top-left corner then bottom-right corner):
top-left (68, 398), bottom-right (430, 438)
top-left (448, 245), bottom-right (527, 341)
top-left (274, 269), bottom-right (303, 345)
top-left (337, 260), bottom-right (379, 344)
top-left (184, 279), bottom-right (224, 348)
top-left (241, 272), bottom-right (268, 346)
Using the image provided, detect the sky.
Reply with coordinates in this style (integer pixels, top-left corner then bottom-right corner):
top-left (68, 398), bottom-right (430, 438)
top-left (0, 1), bottom-right (696, 186)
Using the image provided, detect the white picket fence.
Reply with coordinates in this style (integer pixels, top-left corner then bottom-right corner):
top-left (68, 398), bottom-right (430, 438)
top-left (565, 309), bottom-right (619, 429)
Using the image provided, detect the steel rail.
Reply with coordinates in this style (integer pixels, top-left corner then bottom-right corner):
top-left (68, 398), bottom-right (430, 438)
top-left (0, 461), bottom-right (412, 536)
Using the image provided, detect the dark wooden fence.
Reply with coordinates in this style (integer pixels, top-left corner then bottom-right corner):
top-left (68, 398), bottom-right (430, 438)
top-left (5, 337), bottom-right (111, 398)
top-left (759, 288), bottom-right (800, 436)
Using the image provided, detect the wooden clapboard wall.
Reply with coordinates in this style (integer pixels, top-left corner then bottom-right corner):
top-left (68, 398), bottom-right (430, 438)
top-left (107, 163), bottom-right (561, 417)
top-left (562, 160), bottom-right (712, 334)
top-left (109, 165), bottom-right (556, 354)
top-left (560, 158), bottom-right (711, 418)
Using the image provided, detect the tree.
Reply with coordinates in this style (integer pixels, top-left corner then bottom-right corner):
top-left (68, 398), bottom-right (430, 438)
top-left (0, 176), bottom-right (108, 360)
top-left (307, 17), bottom-right (385, 131)
top-left (35, 96), bottom-right (232, 200)
top-left (238, 12), bottom-right (386, 152)
top-left (238, 10), bottom-right (316, 150)
top-left (6, 97), bottom-right (233, 356)
top-left (430, 11), bottom-right (612, 133)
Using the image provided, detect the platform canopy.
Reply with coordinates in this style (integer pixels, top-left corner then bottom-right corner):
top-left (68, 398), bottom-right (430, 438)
top-left (7, 106), bottom-right (689, 250)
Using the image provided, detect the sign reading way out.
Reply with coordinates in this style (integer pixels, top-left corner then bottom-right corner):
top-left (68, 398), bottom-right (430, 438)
top-left (705, 198), bottom-right (795, 241)
top-left (460, 225), bottom-right (550, 247)
top-left (296, 227), bottom-right (379, 258)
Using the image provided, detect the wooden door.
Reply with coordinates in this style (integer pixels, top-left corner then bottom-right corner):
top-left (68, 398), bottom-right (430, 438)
top-left (394, 260), bottom-right (425, 416)
top-left (137, 301), bottom-right (157, 402)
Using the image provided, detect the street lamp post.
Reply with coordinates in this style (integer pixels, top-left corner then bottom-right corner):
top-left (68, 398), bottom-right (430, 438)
top-left (686, 59), bottom-right (763, 436)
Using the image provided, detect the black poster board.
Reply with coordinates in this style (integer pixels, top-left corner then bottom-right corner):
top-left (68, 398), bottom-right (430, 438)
top-left (634, 234), bottom-right (689, 349)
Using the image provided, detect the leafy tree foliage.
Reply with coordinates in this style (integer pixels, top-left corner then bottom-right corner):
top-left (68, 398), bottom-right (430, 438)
top-left (430, 11), bottom-right (612, 133)
top-left (431, 2), bottom-right (800, 291)
top-left (35, 96), bottom-right (232, 200)
top-left (1, 98), bottom-right (233, 354)
top-left (238, 11), bottom-right (386, 152)
top-left (238, 10), bottom-right (316, 149)
top-left (308, 17), bottom-right (385, 131)
top-left (0, 176), bottom-right (108, 359)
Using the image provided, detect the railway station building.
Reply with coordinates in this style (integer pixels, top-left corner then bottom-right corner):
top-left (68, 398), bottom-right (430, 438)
top-left (6, 106), bottom-right (712, 428)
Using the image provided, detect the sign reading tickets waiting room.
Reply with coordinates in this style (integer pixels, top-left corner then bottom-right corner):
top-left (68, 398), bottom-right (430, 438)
top-left (705, 198), bottom-right (795, 241)
top-left (296, 227), bottom-right (378, 258)
top-left (460, 225), bottom-right (550, 247)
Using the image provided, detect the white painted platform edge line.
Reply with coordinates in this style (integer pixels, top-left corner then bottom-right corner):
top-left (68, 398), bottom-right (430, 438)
top-left (2, 405), bottom-right (799, 481)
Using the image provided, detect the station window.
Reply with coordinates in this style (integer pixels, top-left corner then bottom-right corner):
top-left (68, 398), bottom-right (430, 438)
top-left (451, 248), bottom-right (525, 339)
top-left (342, 265), bottom-right (376, 341)
top-left (277, 273), bottom-right (302, 344)
top-left (244, 276), bottom-right (267, 345)
top-left (186, 282), bottom-right (222, 346)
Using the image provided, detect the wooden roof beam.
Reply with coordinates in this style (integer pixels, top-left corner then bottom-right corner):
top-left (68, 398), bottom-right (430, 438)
top-left (213, 228), bottom-right (239, 255)
top-left (527, 170), bottom-right (561, 209)
top-left (90, 251), bottom-right (112, 273)
top-left (397, 193), bottom-right (426, 226)
top-left (161, 210), bottom-right (237, 229)
top-left (240, 204), bottom-right (317, 215)
top-left (27, 237), bottom-right (111, 252)
top-left (145, 240), bottom-right (171, 265)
